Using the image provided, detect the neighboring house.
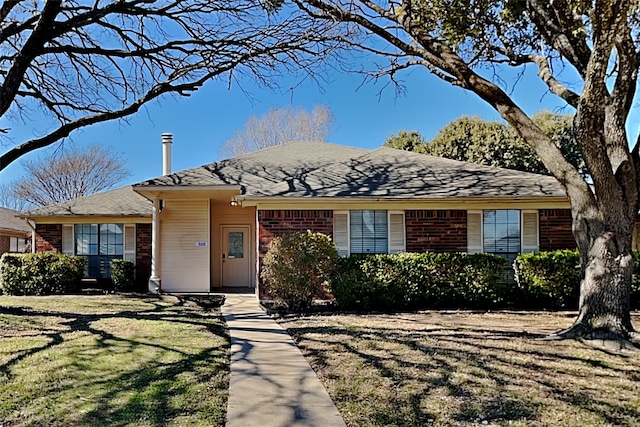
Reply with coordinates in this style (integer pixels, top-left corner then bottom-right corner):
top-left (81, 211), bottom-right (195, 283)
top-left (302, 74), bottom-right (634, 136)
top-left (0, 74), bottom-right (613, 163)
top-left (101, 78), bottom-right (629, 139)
top-left (0, 207), bottom-right (31, 256)
top-left (23, 141), bottom-right (578, 297)
top-left (21, 186), bottom-right (153, 286)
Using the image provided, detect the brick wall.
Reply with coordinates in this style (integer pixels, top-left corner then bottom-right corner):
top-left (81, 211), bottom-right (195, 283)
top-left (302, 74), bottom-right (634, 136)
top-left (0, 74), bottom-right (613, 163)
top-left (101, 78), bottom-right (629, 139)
top-left (539, 209), bottom-right (576, 250)
top-left (136, 223), bottom-right (152, 289)
top-left (35, 224), bottom-right (62, 252)
top-left (257, 210), bottom-right (333, 297)
top-left (0, 235), bottom-right (9, 256)
top-left (405, 210), bottom-right (467, 252)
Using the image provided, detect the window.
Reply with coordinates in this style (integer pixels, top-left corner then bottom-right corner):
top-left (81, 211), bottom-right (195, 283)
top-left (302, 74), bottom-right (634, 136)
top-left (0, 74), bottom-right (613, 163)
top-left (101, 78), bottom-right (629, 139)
top-left (67, 224), bottom-right (132, 278)
top-left (9, 236), bottom-right (27, 253)
top-left (467, 210), bottom-right (539, 258)
top-left (333, 210), bottom-right (405, 256)
top-left (75, 224), bottom-right (123, 278)
top-left (350, 210), bottom-right (388, 254)
top-left (483, 210), bottom-right (520, 260)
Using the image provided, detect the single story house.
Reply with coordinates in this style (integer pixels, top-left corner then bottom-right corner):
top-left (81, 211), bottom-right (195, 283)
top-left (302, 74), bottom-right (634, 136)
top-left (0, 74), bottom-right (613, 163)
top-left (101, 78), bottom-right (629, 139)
top-left (0, 207), bottom-right (31, 256)
top-left (22, 140), bottom-right (580, 297)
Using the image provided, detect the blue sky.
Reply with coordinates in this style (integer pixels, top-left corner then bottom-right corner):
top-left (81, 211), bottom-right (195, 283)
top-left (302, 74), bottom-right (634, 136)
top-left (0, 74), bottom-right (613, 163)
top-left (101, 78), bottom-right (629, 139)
top-left (1, 62), bottom-right (574, 186)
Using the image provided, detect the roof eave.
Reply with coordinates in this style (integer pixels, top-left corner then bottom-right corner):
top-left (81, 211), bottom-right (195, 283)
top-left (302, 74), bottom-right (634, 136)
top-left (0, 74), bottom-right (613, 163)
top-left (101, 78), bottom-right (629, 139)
top-left (132, 184), bottom-right (242, 200)
top-left (236, 194), bottom-right (570, 207)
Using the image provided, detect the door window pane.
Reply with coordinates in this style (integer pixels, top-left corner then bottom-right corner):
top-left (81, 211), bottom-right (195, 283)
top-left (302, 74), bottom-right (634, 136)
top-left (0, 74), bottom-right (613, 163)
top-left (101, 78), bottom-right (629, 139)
top-left (228, 232), bottom-right (244, 258)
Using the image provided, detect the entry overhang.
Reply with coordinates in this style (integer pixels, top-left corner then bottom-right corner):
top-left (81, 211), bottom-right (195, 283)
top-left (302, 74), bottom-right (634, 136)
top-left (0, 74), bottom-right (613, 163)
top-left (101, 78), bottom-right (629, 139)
top-left (133, 185), bottom-right (242, 202)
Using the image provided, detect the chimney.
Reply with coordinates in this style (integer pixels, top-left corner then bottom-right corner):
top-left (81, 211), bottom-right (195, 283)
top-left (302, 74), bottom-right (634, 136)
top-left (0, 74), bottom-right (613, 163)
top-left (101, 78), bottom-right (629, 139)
top-left (162, 133), bottom-right (172, 175)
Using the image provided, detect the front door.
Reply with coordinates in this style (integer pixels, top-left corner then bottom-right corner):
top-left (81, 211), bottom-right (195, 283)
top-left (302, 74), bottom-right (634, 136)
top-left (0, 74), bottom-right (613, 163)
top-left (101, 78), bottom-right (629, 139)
top-left (222, 226), bottom-right (250, 287)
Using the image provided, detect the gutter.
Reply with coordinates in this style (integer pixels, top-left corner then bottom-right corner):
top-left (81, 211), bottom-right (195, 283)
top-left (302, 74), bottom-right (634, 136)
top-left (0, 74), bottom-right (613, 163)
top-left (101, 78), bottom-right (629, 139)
top-left (233, 194), bottom-right (571, 206)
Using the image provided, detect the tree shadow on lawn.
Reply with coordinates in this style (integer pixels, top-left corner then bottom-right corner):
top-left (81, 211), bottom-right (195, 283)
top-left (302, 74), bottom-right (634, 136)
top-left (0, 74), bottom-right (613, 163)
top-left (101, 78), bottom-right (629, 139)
top-left (284, 314), bottom-right (640, 427)
top-left (0, 299), bottom-right (229, 426)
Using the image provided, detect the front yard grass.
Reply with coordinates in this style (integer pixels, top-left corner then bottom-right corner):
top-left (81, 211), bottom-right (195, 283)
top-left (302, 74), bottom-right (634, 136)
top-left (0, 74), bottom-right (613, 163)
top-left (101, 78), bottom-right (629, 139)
top-left (0, 295), bottom-right (229, 426)
top-left (280, 311), bottom-right (640, 427)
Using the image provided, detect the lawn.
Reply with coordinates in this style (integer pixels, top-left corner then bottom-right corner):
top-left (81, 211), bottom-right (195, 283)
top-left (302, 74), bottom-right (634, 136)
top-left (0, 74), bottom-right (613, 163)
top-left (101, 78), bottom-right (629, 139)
top-left (0, 295), bottom-right (229, 427)
top-left (280, 311), bottom-right (640, 427)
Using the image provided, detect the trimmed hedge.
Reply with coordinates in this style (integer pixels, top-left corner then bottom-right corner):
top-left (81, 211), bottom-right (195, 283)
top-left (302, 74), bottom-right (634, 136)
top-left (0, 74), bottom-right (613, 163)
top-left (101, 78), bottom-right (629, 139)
top-left (111, 259), bottom-right (135, 292)
top-left (331, 252), bottom-right (509, 311)
top-left (513, 249), bottom-right (581, 309)
top-left (514, 249), bottom-right (640, 310)
top-left (0, 252), bottom-right (85, 296)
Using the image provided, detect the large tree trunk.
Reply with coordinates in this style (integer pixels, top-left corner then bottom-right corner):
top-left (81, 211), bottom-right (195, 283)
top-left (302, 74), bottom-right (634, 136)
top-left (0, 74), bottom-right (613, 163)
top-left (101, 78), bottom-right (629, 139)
top-left (559, 212), bottom-right (637, 342)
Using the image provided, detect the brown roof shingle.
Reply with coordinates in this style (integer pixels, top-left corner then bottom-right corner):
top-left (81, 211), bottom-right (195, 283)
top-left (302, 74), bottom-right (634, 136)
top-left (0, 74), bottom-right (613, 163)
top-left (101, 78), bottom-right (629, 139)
top-left (134, 141), bottom-right (566, 199)
top-left (23, 186), bottom-right (152, 218)
top-left (0, 207), bottom-right (31, 234)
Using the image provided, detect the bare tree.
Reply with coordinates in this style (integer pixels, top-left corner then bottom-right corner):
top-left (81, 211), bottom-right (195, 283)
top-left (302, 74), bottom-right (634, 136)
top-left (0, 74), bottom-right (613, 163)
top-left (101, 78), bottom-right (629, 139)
top-left (14, 145), bottom-right (130, 207)
top-left (0, 0), bottom-right (337, 171)
top-left (0, 181), bottom-right (26, 211)
top-left (295, 0), bottom-right (640, 343)
top-left (219, 105), bottom-right (335, 158)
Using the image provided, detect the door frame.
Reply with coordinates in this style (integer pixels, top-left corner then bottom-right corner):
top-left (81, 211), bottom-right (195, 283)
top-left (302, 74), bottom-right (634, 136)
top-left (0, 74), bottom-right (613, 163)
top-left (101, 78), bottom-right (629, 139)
top-left (219, 224), bottom-right (254, 288)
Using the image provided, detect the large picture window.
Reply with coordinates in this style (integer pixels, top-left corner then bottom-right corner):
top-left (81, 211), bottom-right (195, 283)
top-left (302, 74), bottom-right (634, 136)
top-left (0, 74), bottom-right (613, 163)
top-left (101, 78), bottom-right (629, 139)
top-left (75, 224), bottom-right (124, 278)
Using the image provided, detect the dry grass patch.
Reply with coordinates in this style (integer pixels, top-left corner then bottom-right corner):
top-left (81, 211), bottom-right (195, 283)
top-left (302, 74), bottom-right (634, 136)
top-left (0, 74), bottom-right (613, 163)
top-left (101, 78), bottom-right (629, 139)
top-left (0, 295), bottom-right (229, 426)
top-left (280, 312), bottom-right (640, 427)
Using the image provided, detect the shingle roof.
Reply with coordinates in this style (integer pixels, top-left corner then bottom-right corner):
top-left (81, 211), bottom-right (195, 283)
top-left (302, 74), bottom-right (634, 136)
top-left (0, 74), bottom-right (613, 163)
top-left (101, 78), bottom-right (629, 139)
top-left (0, 207), bottom-right (31, 234)
top-left (23, 186), bottom-right (152, 218)
top-left (134, 141), bottom-right (566, 199)
top-left (135, 141), bottom-right (368, 189)
top-left (25, 142), bottom-right (567, 220)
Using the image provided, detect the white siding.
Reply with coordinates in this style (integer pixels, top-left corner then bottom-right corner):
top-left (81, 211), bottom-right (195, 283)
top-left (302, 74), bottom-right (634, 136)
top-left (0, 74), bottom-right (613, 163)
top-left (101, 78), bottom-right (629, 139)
top-left (333, 211), bottom-right (349, 256)
top-left (521, 210), bottom-right (539, 253)
top-left (161, 199), bottom-right (210, 293)
top-left (388, 211), bottom-right (406, 253)
top-left (62, 225), bottom-right (74, 255)
top-left (467, 211), bottom-right (483, 253)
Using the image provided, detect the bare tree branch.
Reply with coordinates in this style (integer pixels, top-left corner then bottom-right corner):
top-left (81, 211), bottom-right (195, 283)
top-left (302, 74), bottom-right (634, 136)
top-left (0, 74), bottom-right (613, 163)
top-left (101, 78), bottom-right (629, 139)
top-left (14, 144), bottom-right (130, 207)
top-left (219, 105), bottom-right (335, 158)
top-left (0, 0), bottom-right (339, 171)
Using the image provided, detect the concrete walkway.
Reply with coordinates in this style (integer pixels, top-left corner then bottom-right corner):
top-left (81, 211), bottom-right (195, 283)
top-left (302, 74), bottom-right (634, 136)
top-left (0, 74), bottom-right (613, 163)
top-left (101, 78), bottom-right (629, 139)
top-left (222, 294), bottom-right (346, 427)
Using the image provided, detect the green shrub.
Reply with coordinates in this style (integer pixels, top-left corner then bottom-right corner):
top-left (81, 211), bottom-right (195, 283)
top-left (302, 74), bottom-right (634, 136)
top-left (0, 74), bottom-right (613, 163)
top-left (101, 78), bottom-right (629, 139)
top-left (513, 249), bottom-right (582, 310)
top-left (261, 231), bottom-right (340, 310)
top-left (111, 259), bottom-right (135, 291)
top-left (0, 252), bottom-right (85, 296)
top-left (331, 252), bottom-right (508, 311)
top-left (514, 249), bottom-right (640, 310)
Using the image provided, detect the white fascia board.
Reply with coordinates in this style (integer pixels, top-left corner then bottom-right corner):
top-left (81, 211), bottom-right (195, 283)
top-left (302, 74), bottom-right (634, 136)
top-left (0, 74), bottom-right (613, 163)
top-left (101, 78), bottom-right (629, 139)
top-left (133, 185), bottom-right (242, 192)
top-left (133, 185), bottom-right (242, 200)
top-left (237, 195), bottom-right (570, 209)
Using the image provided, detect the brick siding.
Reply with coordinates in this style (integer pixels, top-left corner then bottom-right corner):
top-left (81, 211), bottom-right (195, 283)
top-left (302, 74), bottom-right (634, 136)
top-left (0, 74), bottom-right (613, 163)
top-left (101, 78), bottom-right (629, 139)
top-left (539, 209), bottom-right (576, 250)
top-left (257, 210), bottom-right (333, 298)
top-left (0, 235), bottom-right (9, 256)
top-left (135, 223), bottom-right (152, 289)
top-left (35, 224), bottom-right (62, 252)
top-left (405, 210), bottom-right (467, 252)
